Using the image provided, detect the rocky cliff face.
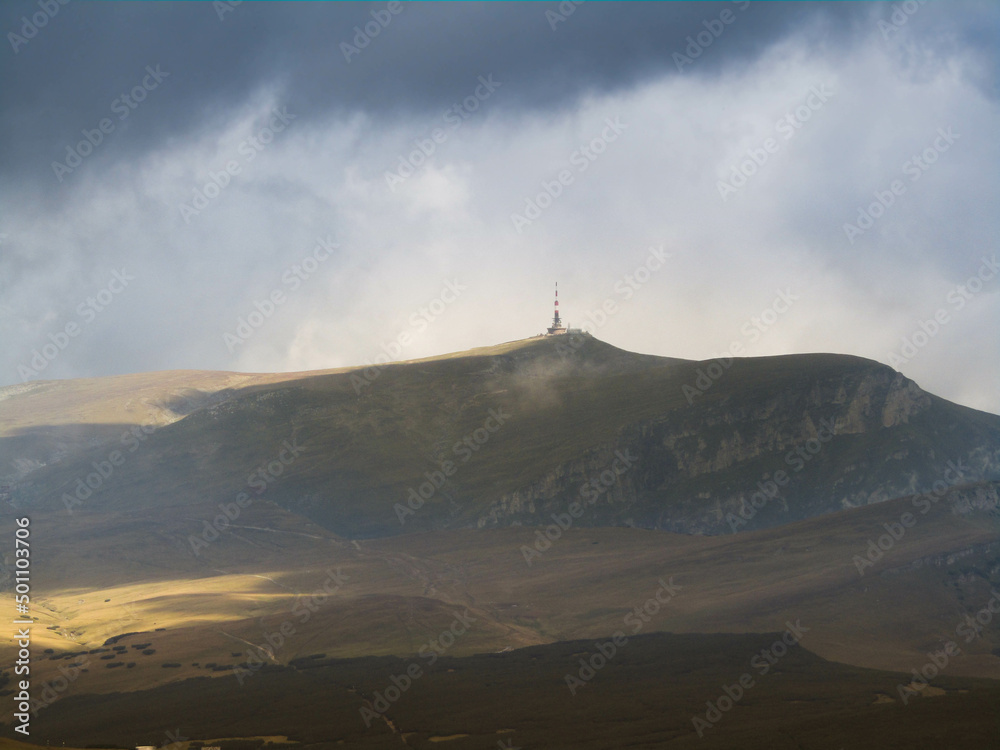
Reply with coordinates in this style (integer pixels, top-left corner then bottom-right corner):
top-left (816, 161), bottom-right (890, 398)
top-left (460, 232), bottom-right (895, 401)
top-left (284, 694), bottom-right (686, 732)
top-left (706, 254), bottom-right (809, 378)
top-left (478, 365), bottom-right (1000, 535)
top-left (879, 482), bottom-right (1000, 577)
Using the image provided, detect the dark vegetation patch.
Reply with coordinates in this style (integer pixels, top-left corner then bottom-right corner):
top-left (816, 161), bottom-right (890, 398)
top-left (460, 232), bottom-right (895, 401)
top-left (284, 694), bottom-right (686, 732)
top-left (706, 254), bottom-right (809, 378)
top-left (5, 632), bottom-right (1000, 749)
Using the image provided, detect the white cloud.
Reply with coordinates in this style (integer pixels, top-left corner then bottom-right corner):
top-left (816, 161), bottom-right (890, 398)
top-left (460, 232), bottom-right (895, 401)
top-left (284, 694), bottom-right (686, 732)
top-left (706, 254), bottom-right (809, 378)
top-left (1, 14), bottom-right (996, 415)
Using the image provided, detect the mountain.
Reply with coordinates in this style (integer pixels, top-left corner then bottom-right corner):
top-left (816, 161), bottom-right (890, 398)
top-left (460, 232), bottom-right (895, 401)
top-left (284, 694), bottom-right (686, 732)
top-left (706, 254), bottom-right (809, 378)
top-left (1, 336), bottom-right (999, 747)
top-left (6, 334), bottom-right (997, 538)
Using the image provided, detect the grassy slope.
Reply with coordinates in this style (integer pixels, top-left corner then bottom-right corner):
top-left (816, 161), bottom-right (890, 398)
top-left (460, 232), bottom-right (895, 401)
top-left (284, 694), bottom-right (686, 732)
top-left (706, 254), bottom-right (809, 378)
top-left (0, 367), bottom-right (355, 481)
top-left (4, 336), bottom-right (684, 529)
top-left (13, 335), bottom-right (997, 541)
top-left (4, 481), bottom-right (997, 706)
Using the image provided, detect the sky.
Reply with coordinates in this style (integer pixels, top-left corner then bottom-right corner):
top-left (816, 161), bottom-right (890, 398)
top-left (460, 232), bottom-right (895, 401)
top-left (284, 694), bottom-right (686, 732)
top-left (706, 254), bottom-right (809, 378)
top-left (1, 1), bottom-right (998, 414)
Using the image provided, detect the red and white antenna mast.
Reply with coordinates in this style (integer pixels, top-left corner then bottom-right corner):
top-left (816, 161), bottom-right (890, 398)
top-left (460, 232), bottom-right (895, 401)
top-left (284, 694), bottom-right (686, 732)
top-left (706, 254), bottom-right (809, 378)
top-left (547, 282), bottom-right (566, 335)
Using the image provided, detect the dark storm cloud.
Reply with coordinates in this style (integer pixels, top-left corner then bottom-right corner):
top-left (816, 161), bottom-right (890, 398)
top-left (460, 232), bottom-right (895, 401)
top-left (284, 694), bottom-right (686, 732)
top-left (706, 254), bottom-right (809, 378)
top-left (0, 2), bottom-right (997, 414)
top-left (1, 1), bottom-right (873, 182)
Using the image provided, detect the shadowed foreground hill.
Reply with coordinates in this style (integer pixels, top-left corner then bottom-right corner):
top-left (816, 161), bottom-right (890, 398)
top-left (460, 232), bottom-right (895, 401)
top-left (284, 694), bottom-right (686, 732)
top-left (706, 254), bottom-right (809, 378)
top-left (6, 633), bottom-right (1000, 749)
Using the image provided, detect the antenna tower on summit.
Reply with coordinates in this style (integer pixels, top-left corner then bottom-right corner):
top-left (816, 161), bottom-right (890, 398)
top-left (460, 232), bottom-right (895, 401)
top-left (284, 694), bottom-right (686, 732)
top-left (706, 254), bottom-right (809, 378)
top-left (546, 282), bottom-right (567, 335)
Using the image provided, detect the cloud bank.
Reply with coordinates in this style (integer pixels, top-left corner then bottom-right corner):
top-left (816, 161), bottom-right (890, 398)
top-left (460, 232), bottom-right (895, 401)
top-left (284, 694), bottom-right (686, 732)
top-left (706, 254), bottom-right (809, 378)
top-left (1, 1), bottom-right (997, 414)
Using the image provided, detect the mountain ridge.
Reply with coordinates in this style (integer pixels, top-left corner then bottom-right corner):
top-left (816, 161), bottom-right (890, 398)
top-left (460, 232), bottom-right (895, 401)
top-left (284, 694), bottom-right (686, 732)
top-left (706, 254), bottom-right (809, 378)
top-left (3, 335), bottom-right (999, 539)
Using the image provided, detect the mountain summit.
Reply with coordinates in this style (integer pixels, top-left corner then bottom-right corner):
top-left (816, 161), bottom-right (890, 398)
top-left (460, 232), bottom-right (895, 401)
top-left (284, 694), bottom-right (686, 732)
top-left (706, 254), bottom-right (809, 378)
top-left (4, 336), bottom-right (998, 538)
